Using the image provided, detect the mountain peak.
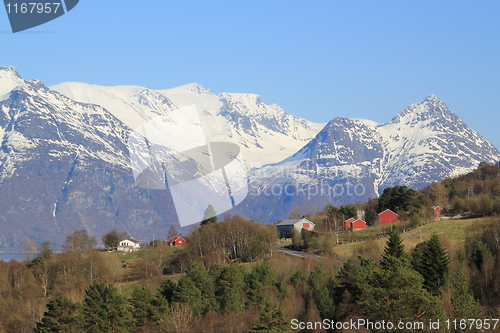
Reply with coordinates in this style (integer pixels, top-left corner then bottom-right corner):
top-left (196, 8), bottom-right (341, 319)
top-left (179, 83), bottom-right (212, 94)
top-left (218, 92), bottom-right (263, 106)
top-left (424, 94), bottom-right (440, 101)
top-left (0, 66), bottom-right (25, 100)
top-left (0, 66), bottom-right (21, 76)
top-left (390, 94), bottom-right (456, 124)
top-left (422, 94), bottom-right (448, 108)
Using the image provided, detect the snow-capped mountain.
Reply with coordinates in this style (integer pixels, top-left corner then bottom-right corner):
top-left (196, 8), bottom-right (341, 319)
top-left (1, 66), bottom-right (499, 249)
top-left (51, 81), bottom-right (324, 168)
top-left (0, 67), bottom-right (177, 250)
top-left (0, 67), bottom-right (323, 249)
top-left (239, 95), bottom-right (500, 222)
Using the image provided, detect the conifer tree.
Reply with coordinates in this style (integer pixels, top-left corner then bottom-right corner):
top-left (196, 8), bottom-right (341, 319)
top-left (316, 279), bottom-right (336, 320)
top-left (307, 265), bottom-right (326, 296)
top-left (250, 300), bottom-right (288, 333)
top-left (380, 227), bottom-right (408, 268)
top-left (411, 241), bottom-right (427, 270)
top-left (184, 262), bottom-right (218, 313)
top-left (173, 276), bottom-right (204, 316)
top-left (82, 283), bottom-right (132, 333)
top-left (245, 259), bottom-right (280, 306)
top-left (307, 265), bottom-right (335, 319)
top-left (470, 240), bottom-right (495, 270)
top-left (129, 286), bottom-right (168, 329)
top-left (213, 264), bottom-right (245, 313)
top-left (415, 234), bottom-right (451, 295)
top-left (288, 269), bottom-right (305, 286)
top-left (359, 256), bottom-right (446, 325)
top-left (451, 271), bottom-right (480, 322)
top-left (200, 204), bottom-right (218, 227)
top-left (158, 278), bottom-right (177, 303)
top-left (35, 296), bottom-right (81, 333)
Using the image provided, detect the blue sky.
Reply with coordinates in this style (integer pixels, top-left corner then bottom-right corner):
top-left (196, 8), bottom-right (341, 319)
top-left (2, 0), bottom-right (500, 150)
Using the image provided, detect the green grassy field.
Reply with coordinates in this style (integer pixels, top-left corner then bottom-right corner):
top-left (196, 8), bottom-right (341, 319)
top-left (329, 217), bottom-right (489, 261)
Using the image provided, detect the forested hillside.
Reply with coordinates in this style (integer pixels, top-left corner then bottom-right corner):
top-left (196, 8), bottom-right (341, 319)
top-left (1, 164), bottom-right (500, 332)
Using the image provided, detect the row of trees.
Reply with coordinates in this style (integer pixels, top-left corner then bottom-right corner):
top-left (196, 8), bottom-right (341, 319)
top-left (35, 260), bottom-right (289, 333)
top-left (425, 163), bottom-right (500, 216)
top-left (179, 215), bottom-right (277, 267)
top-left (464, 217), bottom-right (500, 311)
top-left (0, 214), bottom-right (279, 332)
top-left (34, 229), bottom-right (473, 333)
top-left (317, 229), bottom-right (482, 333)
top-left (0, 228), bottom-right (168, 332)
top-left (4, 216), bottom-right (500, 332)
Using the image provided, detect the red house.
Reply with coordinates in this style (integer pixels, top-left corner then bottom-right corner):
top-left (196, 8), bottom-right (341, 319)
top-left (378, 209), bottom-right (398, 225)
top-left (168, 235), bottom-right (187, 246)
top-left (432, 206), bottom-right (442, 216)
top-left (350, 219), bottom-right (367, 231)
top-left (345, 218), bottom-right (355, 230)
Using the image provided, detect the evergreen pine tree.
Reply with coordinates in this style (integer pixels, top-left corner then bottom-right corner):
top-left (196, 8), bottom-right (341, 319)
top-left (411, 241), bottom-right (427, 270)
top-left (316, 278), bottom-right (336, 319)
top-left (245, 259), bottom-right (280, 306)
top-left (184, 262), bottom-right (218, 313)
top-left (470, 240), bottom-right (495, 270)
top-left (307, 265), bottom-right (335, 319)
top-left (82, 283), bottom-right (132, 333)
top-left (250, 301), bottom-right (288, 332)
top-left (129, 286), bottom-right (168, 329)
top-left (200, 204), bottom-right (218, 227)
top-left (339, 205), bottom-right (358, 220)
top-left (380, 227), bottom-right (408, 268)
top-left (415, 234), bottom-right (451, 295)
top-left (35, 296), bottom-right (81, 333)
top-left (213, 264), bottom-right (246, 313)
top-left (451, 271), bottom-right (481, 323)
top-left (359, 256), bottom-right (446, 325)
top-left (173, 276), bottom-right (204, 316)
top-left (288, 270), bottom-right (305, 286)
top-left (158, 278), bottom-right (177, 303)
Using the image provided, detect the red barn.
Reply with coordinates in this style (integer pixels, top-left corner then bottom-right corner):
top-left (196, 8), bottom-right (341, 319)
top-left (378, 209), bottom-right (398, 225)
top-left (168, 235), bottom-right (187, 246)
top-left (432, 206), bottom-right (442, 216)
top-left (345, 218), bottom-right (355, 230)
top-left (350, 219), bottom-right (367, 231)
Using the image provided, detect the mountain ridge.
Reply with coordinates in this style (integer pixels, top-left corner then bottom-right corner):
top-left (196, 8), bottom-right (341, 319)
top-left (239, 95), bottom-right (500, 222)
top-left (0, 66), bottom-right (499, 249)
top-left (52, 80), bottom-right (324, 168)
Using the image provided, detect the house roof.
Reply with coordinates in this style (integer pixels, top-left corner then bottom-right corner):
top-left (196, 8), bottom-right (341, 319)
top-left (120, 238), bottom-right (139, 244)
top-left (345, 218), bottom-right (356, 223)
top-left (277, 218), bottom-right (302, 226)
top-left (378, 209), bottom-right (397, 216)
top-left (277, 218), bottom-right (313, 226)
top-left (168, 235), bottom-right (186, 241)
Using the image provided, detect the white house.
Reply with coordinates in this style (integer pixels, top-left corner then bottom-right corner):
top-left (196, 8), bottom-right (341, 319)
top-left (117, 239), bottom-right (140, 252)
top-left (276, 218), bottom-right (315, 239)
